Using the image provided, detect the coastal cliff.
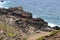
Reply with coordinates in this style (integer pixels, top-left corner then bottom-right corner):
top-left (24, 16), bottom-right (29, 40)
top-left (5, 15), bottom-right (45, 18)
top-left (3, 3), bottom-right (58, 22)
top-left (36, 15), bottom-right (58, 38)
top-left (0, 6), bottom-right (54, 33)
top-left (0, 6), bottom-right (59, 40)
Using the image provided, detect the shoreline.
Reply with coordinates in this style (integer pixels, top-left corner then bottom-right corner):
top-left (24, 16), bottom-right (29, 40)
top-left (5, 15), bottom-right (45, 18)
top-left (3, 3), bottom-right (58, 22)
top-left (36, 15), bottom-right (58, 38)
top-left (0, 6), bottom-right (59, 31)
top-left (33, 15), bottom-right (60, 27)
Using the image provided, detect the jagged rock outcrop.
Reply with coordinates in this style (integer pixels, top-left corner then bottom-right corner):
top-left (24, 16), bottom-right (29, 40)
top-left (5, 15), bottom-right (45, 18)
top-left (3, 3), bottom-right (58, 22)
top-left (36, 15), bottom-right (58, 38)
top-left (52, 26), bottom-right (60, 30)
top-left (0, 6), bottom-right (54, 34)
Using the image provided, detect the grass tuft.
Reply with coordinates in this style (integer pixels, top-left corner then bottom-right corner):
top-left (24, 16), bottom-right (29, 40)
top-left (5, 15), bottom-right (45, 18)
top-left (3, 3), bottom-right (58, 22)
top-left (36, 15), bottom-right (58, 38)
top-left (0, 23), bottom-right (16, 37)
top-left (49, 30), bottom-right (60, 36)
top-left (37, 36), bottom-right (45, 40)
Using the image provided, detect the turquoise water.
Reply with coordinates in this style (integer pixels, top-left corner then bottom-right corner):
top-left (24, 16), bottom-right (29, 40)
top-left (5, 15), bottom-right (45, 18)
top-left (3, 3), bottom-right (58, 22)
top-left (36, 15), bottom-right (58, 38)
top-left (0, 0), bottom-right (60, 27)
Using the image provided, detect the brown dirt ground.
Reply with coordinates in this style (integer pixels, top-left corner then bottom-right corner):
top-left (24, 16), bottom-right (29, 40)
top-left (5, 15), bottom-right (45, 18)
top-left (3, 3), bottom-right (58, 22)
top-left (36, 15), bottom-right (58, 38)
top-left (27, 31), bottom-right (50, 40)
top-left (46, 32), bottom-right (60, 40)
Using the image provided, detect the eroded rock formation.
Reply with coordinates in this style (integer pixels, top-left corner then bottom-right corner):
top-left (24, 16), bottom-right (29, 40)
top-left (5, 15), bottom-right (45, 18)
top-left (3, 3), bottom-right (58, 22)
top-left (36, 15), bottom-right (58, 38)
top-left (0, 6), bottom-right (54, 34)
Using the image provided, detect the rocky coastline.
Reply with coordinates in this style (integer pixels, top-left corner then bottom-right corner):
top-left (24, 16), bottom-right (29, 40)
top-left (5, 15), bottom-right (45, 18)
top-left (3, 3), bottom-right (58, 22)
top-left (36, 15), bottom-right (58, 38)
top-left (0, 6), bottom-right (52, 32)
top-left (0, 6), bottom-right (60, 40)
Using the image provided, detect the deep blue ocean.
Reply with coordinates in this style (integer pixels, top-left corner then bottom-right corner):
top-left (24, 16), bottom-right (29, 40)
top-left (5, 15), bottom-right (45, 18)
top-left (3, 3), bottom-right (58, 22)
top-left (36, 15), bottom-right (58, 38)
top-left (0, 0), bottom-right (60, 27)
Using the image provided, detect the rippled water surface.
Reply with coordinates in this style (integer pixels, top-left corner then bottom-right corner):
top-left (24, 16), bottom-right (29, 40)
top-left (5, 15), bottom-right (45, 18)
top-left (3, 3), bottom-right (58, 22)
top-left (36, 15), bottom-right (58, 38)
top-left (0, 0), bottom-right (60, 27)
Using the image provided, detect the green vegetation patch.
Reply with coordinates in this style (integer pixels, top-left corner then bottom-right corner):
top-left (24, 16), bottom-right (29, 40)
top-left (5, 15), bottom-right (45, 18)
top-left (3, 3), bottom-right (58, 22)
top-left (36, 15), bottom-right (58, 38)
top-left (50, 30), bottom-right (60, 36)
top-left (0, 23), bottom-right (16, 37)
top-left (37, 30), bottom-right (60, 40)
top-left (22, 38), bottom-right (27, 40)
top-left (8, 32), bottom-right (15, 37)
top-left (37, 36), bottom-right (45, 40)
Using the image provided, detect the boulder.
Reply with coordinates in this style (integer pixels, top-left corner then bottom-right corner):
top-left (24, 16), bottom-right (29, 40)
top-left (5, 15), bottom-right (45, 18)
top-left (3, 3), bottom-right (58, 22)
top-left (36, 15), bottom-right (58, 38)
top-left (53, 26), bottom-right (60, 30)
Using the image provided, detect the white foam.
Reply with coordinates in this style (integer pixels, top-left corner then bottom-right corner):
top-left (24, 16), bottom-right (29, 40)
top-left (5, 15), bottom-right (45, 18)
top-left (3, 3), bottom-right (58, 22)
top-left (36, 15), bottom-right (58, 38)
top-left (45, 20), bottom-right (60, 27)
top-left (48, 23), bottom-right (60, 27)
top-left (48, 23), bottom-right (56, 27)
top-left (0, 1), bottom-right (6, 8)
top-left (33, 15), bottom-right (37, 18)
top-left (0, 1), bottom-right (11, 8)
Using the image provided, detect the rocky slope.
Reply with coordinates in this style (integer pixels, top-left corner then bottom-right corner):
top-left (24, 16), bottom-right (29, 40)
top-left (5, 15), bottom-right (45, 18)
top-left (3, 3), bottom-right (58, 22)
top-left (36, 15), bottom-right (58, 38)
top-left (0, 6), bottom-right (54, 34)
top-left (0, 22), bottom-right (26, 40)
top-left (45, 31), bottom-right (60, 40)
top-left (48, 32), bottom-right (60, 40)
top-left (0, 6), bottom-right (59, 40)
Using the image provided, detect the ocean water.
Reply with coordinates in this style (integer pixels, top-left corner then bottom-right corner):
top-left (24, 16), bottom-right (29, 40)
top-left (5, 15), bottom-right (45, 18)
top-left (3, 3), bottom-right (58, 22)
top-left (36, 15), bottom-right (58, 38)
top-left (0, 0), bottom-right (60, 27)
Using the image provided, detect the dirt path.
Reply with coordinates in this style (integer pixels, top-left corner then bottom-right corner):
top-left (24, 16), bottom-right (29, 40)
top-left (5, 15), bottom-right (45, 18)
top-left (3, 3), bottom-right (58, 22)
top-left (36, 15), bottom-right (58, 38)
top-left (27, 31), bottom-right (50, 40)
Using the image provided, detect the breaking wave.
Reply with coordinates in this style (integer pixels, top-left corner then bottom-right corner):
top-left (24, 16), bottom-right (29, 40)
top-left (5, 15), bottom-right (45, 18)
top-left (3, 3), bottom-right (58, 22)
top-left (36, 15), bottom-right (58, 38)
top-left (33, 15), bottom-right (60, 27)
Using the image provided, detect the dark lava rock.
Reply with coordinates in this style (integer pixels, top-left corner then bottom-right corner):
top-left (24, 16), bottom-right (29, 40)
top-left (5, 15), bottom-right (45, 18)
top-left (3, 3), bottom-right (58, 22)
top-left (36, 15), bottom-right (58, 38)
top-left (0, 6), bottom-right (54, 34)
top-left (52, 26), bottom-right (60, 30)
